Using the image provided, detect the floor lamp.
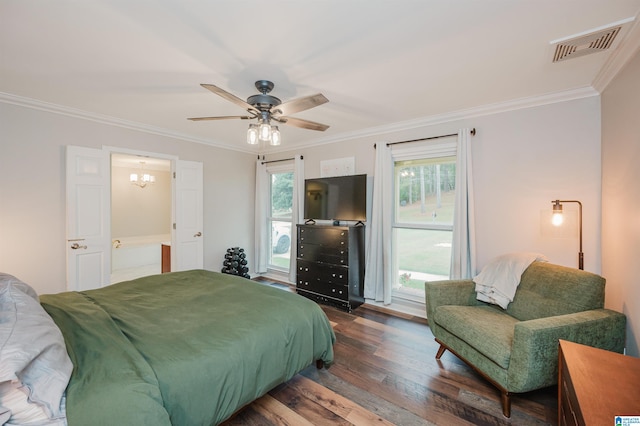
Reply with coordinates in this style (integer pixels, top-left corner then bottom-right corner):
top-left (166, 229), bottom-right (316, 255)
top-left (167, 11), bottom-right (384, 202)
top-left (551, 199), bottom-right (583, 270)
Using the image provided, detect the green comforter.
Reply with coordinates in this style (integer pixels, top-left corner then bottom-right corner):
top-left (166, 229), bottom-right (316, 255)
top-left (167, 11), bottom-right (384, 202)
top-left (40, 270), bottom-right (335, 425)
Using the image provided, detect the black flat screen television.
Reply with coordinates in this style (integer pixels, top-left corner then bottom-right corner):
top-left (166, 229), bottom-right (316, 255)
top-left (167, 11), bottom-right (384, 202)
top-left (304, 174), bottom-right (367, 221)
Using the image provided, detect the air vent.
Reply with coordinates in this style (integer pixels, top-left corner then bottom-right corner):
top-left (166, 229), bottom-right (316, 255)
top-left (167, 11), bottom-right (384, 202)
top-left (552, 25), bottom-right (622, 62)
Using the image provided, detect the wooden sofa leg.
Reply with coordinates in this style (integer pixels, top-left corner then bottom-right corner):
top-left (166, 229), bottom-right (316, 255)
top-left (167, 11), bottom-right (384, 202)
top-left (435, 344), bottom-right (447, 360)
top-left (501, 391), bottom-right (511, 418)
top-left (316, 359), bottom-right (324, 369)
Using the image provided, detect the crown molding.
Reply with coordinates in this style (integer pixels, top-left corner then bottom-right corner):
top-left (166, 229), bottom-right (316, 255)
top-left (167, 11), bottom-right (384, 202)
top-left (1, 86), bottom-right (598, 157)
top-left (267, 86), bottom-right (600, 154)
top-left (0, 91), bottom-right (256, 155)
top-left (592, 15), bottom-right (640, 93)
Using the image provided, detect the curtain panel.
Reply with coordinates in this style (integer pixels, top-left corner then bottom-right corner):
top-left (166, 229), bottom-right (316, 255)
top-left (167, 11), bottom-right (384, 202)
top-left (364, 143), bottom-right (393, 305)
top-left (254, 160), bottom-right (270, 274)
top-left (288, 155), bottom-right (304, 283)
top-left (450, 128), bottom-right (476, 279)
top-left (364, 128), bottom-right (476, 305)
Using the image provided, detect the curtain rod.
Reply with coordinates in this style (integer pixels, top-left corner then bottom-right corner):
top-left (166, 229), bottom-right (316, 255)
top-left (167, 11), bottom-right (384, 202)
top-left (259, 155), bottom-right (302, 165)
top-left (385, 128), bottom-right (476, 147)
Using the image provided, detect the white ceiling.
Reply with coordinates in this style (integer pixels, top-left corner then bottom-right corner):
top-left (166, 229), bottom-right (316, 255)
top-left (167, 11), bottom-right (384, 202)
top-left (2, 1), bottom-right (640, 154)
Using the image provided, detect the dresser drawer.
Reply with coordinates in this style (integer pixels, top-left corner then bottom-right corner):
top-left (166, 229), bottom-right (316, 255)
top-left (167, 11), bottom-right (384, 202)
top-left (296, 279), bottom-right (348, 300)
top-left (559, 362), bottom-right (580, 426)
top-left (298, 226), bottom-right (348, 248)
top-left (296, 264), bottom-right (348, 301)
top-left (298, 243), bottom-right (348, 265)
top-left (297, 259), bottom-right (348, 285)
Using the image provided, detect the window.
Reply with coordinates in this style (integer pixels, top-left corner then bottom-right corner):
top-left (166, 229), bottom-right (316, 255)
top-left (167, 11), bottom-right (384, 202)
top-left (268, 168), bottom-right (293, 271)
top-left (392, 152), bottom-right (456, 302)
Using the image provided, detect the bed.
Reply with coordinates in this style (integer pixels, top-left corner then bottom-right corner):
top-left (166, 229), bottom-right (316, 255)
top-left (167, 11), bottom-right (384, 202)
top-left (1, 270), bottom-right (335, 425)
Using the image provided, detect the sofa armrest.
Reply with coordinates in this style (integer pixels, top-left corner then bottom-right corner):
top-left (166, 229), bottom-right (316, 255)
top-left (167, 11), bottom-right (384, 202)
top-left (424, 279), bottom-right (481, 322)
top-left (508, 308), bottom-right (626, 392)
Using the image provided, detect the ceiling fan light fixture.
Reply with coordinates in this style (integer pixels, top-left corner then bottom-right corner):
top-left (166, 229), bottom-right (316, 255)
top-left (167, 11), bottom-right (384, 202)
top-left (259, 121), bottom-right (272, 141)
top-left (191, 80), bottom-right (329, 147)
top-left (247, 124), bottom-right (259, 145)
top-left (270, 126), bottom-right (281, 146)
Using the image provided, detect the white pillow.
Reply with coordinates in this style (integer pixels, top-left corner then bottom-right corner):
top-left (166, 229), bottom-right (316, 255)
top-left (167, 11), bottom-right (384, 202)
top-left (0, 273), bottom-right (72, 423)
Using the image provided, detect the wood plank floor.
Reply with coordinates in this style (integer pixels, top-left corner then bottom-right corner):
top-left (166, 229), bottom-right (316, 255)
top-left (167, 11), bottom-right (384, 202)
top-left (222, 282), bottom-right (557, 425)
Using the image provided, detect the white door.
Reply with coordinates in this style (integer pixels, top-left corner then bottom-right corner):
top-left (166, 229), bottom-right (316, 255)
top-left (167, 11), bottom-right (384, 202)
top-left (66, 146), bottom-right (111, 291)
top-left (173, 160), bottom-right (204, 271)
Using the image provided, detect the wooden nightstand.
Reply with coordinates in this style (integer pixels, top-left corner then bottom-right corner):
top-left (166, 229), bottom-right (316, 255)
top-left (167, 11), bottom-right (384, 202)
top-left (558, 339), bottom-right (640, 425)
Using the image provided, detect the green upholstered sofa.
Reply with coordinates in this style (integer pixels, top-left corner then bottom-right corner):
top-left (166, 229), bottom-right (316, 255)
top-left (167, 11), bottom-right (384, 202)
top-left (425, 261), bottom-right (626, 417)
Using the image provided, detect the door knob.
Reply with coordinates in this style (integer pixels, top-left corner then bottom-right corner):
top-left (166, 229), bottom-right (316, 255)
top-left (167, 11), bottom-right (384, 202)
top-left (71, 242), bottom-right (87, 250)
top-left (194, 231), bottom-right (202, 237)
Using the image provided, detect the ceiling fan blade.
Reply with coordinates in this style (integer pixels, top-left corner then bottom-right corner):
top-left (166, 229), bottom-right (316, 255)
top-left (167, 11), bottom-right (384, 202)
top-left (200, 84), bottom-right (260, 114)
top-left (187, 115), bottom-right (254, 121)
top-left (276, 116), bottom-right (330, 131)
top-left (272, 93), bottom-right (328, 116)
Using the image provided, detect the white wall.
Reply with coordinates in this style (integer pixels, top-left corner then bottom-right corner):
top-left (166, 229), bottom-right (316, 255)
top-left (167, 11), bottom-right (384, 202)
top-left (602, 49), bottom-right (640, 357)
top-left (271, 96), bottom-right (603, 273)
top-left (0, 102), bottom-right (256, 295)
top-left (0, 94), bottom-right (607, 308)
top-left (111, 166), bottom-right (171, 238)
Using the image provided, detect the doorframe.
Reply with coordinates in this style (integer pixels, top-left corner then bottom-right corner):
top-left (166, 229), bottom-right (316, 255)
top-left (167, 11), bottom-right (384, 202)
top-left (105, 145), bottom-right (179, 272)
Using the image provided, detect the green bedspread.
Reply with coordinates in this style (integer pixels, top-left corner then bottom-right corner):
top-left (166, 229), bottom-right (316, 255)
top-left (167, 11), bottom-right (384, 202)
top-left (40, 270), bottom-right (335, 425)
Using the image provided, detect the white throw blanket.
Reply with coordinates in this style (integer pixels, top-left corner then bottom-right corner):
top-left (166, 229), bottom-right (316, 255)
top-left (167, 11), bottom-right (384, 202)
top-left (473, 252), bottom-right (548, 309)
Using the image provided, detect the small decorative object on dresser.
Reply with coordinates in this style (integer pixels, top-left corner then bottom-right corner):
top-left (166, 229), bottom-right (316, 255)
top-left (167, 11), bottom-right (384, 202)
top-left (296, 223), bottom-right (365, 312)
top-left (558, 339), bottom-right (640, 426)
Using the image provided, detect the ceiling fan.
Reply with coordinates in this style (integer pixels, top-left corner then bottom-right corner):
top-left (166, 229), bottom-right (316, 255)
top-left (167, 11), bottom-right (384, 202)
top-left (188, 80), bottom-right (329, 145)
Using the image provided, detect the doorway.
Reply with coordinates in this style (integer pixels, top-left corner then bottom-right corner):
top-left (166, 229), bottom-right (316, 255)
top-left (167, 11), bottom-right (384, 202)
top-left (66, 145), bottom-right (203, 291)
top-left (110, 153), bottom-right (172, 283)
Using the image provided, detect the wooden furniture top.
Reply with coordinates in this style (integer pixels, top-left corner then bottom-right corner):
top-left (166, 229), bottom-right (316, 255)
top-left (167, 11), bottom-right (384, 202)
top-left (559, 339), bottom-right (640, 423)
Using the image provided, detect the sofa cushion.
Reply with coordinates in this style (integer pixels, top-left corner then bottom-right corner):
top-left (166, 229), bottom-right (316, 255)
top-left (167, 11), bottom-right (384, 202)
top-left (506, 262), bottom-right (605, 321)
top-left (434, 305), bottom-right (517, 369)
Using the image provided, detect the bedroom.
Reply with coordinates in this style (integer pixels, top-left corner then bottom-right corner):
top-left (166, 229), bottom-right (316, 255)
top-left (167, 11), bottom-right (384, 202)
top-left (1, 1), bottom-right (639, 424)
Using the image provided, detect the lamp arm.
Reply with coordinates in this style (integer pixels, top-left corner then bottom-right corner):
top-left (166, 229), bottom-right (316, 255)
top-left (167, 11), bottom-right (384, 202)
top-left (554, 199), bottom-right (583, 270)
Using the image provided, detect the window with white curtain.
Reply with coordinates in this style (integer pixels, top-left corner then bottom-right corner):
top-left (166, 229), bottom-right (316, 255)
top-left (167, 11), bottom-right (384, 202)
top-left (392, 141), bottom-right (457, 302)
top-left (268, 164), bottom-right (293, 272)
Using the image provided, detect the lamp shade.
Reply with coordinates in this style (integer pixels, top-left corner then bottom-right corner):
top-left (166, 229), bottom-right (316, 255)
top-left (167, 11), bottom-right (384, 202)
top-left (270, 126), bottom-right (281, 146)
top-left (247, 125), bottom-right (258, 144)
top-left (259, 122), bottom-right (272, 141)
top-left (552, 201), bottom-right (563, 226)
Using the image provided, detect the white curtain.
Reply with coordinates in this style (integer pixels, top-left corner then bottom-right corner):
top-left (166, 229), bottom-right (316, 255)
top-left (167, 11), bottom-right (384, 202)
top-left (288, 155), bottom-right (304, 283)
top-left (450, 128), bottom-right (476, 279)
top-left (364, 143), bottom-right (393, 305)
top-left (254, 159), bottom-right (269, 274)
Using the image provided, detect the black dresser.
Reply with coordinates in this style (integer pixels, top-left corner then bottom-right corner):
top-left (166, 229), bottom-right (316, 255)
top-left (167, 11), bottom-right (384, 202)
top-left (296, 224), bottom-right (365, 312)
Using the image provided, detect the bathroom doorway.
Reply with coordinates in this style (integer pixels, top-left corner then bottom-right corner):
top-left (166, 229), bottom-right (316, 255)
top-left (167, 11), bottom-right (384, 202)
top-left (110, 153), bottom-right (172, 283)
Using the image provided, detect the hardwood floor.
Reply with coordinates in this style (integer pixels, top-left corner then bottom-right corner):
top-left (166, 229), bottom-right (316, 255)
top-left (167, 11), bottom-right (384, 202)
top-left (222, 282), bottom-right (557, 425)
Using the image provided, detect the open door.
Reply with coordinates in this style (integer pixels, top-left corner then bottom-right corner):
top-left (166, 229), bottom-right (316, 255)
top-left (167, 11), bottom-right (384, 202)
top-left (66, 146), bottom-right (111, 291)
top-left (173, 160), bottom-right (204, 271)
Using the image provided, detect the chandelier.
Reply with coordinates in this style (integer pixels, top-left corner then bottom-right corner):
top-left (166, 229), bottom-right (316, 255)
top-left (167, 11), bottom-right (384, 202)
top-left (246, 112), bottom-right (281, 146)
top-left (130, 161), bottom-right (155, 188)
